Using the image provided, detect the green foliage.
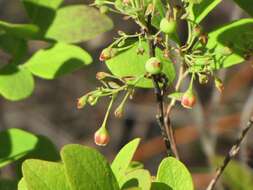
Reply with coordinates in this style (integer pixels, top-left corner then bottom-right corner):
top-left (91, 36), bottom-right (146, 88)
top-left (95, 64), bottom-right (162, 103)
top-left (0, 65), bottom-right (34, 101)
top-left (0, 128), bottom-right (37, 168)
top-left (206, 18), bottom-right (253, 69)
top-left (45, 5), bottom-right (114, 43)
top-left (61, 144), bottom-right (120, 190)
top-left (18, 179), bottom-right (28, 190)
top-left (0, 128), bottom-right (59, 168)
top-left (18, 139), bottom-right (194, 190)
top-left (1, 0), bottom-right (253, 189)
top-left (0, 1), bottom-right (113, 101)
top-left (111, 138), bottom-right (141, 184)
top-left (22, 160), bottom-right (70, 190)
top-left (157, 157), bottom-right (194, 190)
top-left (24, 43), bottom-right (92, 79)
top-left (188, 0), bottom-right (222, 24)
top-left (121, 169), bottom-right (151, 189)
top-left (0, 21), bottom-right (39, 39)
top-left (105, 41), bottom-right (176, 88)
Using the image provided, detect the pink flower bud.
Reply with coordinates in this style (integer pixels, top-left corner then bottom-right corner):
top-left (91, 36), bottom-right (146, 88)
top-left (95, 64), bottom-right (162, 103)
top-left (94, 127), bottom-right (110, 146)
top-left (99, 48), bottom-right (118, 61)
top-left (181, 90), bottom-right (196, 109)
top-left (76, 95), bottom-right (88, 109)
top-left (114, 106), bottom-right (123, 118)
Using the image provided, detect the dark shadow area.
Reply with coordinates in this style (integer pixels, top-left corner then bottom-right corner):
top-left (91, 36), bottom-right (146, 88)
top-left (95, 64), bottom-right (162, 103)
top-left (0, 129), bottom-right (11, 162)
top-left (151, 182), bottom-right (172, 190)
top-left (0, 64), bottom-right (19, 75)
top-left (22, 2), bottom-right (57, 38)
top-left (121, 178), bottom-right (139, 189)
top-left (54, 58), bottom-right (90, 78)
top-left (0, 179), bottom-right (17, 190)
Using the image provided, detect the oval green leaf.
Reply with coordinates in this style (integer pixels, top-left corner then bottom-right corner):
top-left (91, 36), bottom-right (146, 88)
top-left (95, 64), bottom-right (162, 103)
top-left (0, 64), bottom-right (34, 101)
top-left (18, 178), bottom-right (28, 190)
top-left (207, 19), bottom-right (253, 70)
top-left (121, 169), bottom-right (152, 190)
top-left (22, 160), bottom-right (71, 190)
top-left (157, 157), bottom-right (194, 190)
top-left (0, 21), bottom-right (39, 39)
top-left (45, 5), bottom-right (113, 43)
top-left (24, 43), bottom-right (92, 79)
top-left (61, 144), bottom-right (120, 190)
top-left (0, 128), bottom-right (38, 168)
top-left (111, 138), bottom-right (141, 183)
top-left (105, 41), bottom-right (175, 88)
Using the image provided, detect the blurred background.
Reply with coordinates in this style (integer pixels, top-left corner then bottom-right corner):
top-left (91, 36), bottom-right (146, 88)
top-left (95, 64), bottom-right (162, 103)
top-left (0, 0), bottom-right (253, 189)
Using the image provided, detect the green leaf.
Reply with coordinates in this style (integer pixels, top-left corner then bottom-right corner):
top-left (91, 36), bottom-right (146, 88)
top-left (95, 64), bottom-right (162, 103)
top-left (0, 21), bottom-right (39, 39)
top-left (151, 0), bottom-right (165, 28)
top-left (0, 64), bottom-right (34, 101)
top-left (21, 0), bottom-right (63, 34)
top-left (111, 138), bottom-right (141, 184)
top-left (232, 0), bottom-right (253, 17)
top-left (188, 0), bottom-right (221, 24)
top-left (15, 135), bottom-right (60, 178)
top-left (157, 157), bottom-right (194, 190)
top-left (0, 128), bottom-right (38, 168)
top-left (206, 18), bottom-right (253, 69)
top-left (24, 43), bottom-right (92, 79)
top-left (151, 182), bottom-right (172, 190)
top-left (18, 178), bottom-right (28, 190)
top-left (22, 159), bottom-right (71, 190)
top-left (121, 169), bottom-right (151, 190)
top-left (45, 5), bottom-right (114, 43)
top-left (0, 179), bottom-right (17, 190)
top-left (105, 41), bottom-right (176, 88)
top-left (61, 144), bottom-right (120, 190)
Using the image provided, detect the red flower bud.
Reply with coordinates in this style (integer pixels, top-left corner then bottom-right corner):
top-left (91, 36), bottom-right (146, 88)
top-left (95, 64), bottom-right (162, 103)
top-left (94, 127), bottom-right (110, 146)
top-left (181, 90), bottom-right (196, 109)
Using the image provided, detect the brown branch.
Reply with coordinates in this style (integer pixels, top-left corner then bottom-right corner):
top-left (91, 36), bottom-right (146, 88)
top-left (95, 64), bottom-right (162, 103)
top-left (145, 15), bottom-right (174, 157)
top-left (206, 116), bottom-right (253, 190)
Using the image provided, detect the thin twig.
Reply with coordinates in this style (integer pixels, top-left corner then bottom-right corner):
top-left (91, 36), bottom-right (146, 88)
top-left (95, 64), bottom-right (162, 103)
top-left (206, 116), bottom-right (253, 190)
top-left (164, 65), bottom-right (187, 159)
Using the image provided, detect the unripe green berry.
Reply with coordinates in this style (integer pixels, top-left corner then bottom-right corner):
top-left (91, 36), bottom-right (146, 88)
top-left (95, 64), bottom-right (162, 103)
top-left (145, 57), bottom-right (162, 75)
top-left (99, 6), bottom-right (109, 14)
top-left (160, 18), bottom-right (177, 35)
